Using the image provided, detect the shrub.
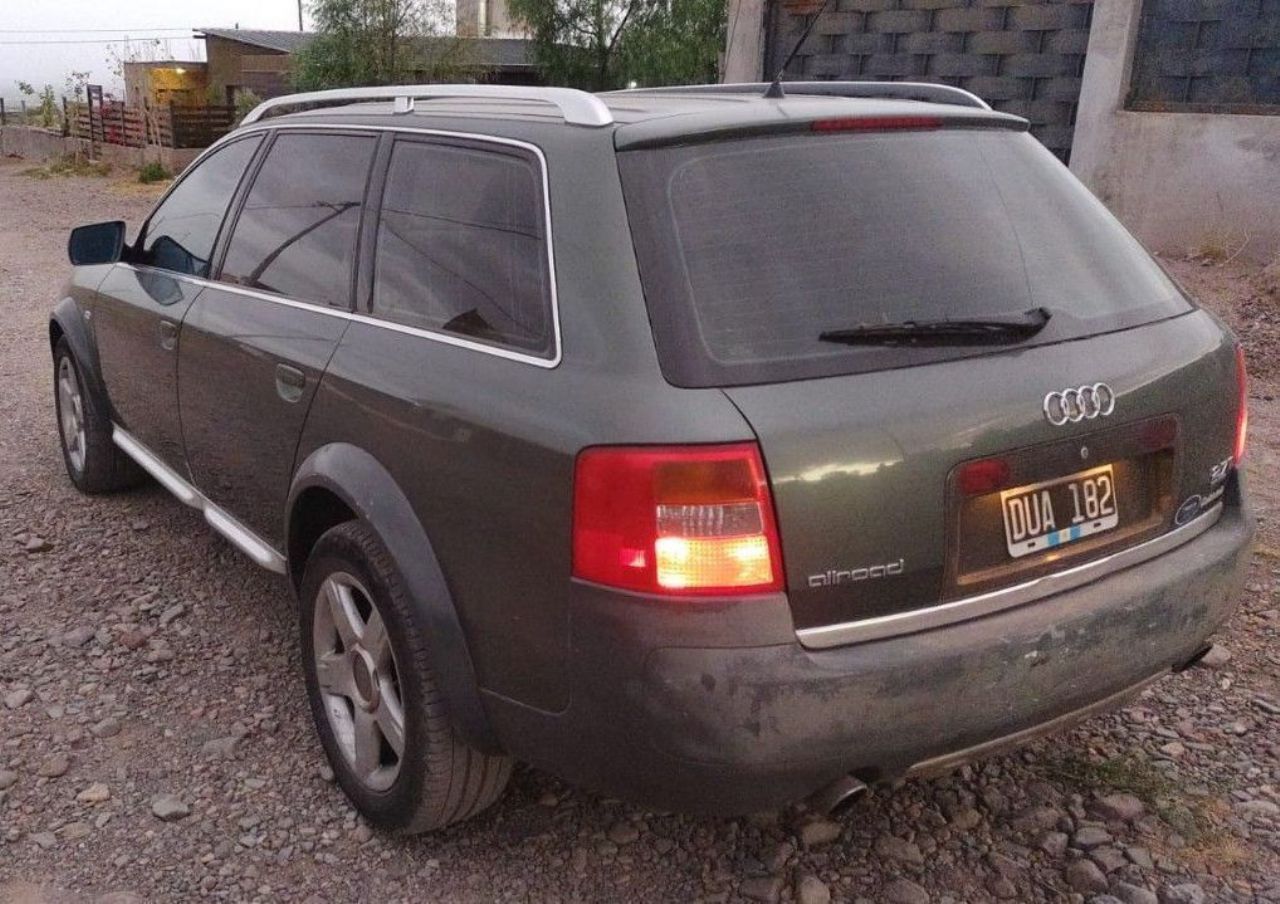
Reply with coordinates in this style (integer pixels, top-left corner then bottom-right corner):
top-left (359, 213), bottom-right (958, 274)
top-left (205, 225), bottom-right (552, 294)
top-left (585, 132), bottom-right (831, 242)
top-left (137, 161), bottom-right (171, 184)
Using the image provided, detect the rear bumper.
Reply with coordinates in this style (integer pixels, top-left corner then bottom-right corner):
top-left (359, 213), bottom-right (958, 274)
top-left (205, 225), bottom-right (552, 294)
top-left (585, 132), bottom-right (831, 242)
top-left (486, 491), bottom-right (1253, 814)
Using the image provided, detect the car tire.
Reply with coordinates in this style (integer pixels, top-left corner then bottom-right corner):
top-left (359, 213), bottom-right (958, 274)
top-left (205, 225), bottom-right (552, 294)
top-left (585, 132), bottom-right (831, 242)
top-left (299, 520), bottom-right (512, 834)
top-left (53, 338), bottom-right (144, 494)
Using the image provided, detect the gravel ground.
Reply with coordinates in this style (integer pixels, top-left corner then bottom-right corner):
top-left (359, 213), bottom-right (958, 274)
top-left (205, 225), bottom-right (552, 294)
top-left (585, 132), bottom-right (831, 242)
top-left (1, 159), bottom-right (1278, 904)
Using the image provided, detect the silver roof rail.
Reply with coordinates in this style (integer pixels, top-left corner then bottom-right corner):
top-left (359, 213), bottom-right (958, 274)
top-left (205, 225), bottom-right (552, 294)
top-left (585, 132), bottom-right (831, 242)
top-left (241, 84), bottom-right (615, 127)
top-left (608, 81), bottom-right (991, 111)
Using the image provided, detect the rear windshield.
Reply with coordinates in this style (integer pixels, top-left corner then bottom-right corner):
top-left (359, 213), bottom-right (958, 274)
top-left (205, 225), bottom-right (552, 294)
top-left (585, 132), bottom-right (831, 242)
top-left (619, 129), bottom-right (1192, 387)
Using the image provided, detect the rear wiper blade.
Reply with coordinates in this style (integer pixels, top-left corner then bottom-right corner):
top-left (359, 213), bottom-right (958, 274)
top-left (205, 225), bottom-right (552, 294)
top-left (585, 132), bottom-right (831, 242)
top-left (819, 307), bottom-right (1052, 347)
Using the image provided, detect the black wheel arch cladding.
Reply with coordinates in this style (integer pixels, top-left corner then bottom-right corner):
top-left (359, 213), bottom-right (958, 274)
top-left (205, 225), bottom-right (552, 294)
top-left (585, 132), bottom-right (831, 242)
top-left (287, 442), bottom-right (503, 755)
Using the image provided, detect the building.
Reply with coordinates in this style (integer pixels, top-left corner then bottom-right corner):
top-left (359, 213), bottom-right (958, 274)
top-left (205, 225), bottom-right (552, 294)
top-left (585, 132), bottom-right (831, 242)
top-left (196, 26), bottom-right (539, 104)
top-left (198, 29), bottom-right (311, 104)
top-left (456, 0), bottom-right (528, 39)
top-left (122, 61), bottom-right (209, 109)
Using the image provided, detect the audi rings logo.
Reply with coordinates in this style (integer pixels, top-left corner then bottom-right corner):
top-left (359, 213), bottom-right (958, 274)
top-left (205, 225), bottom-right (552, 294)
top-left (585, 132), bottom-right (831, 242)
top-left (1043, 383), bottom-right (1116, 426)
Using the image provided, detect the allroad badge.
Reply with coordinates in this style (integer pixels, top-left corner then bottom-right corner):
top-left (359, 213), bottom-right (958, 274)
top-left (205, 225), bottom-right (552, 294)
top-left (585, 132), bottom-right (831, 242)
top-left (1043, 383), bottom-right (1115, 426)
top-left (808, 559), bottom-right (904, 589)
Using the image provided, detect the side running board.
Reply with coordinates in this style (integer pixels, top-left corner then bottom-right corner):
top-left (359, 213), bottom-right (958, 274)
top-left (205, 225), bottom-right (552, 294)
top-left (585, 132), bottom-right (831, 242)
top-left (111, 427), bottom-right (287, 574)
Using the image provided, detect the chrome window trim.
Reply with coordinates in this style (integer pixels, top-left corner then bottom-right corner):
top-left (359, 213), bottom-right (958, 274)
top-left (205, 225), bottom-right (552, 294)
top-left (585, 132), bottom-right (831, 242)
top-left (124, 122), bottom-right (564, 369)
top-left (131, 131), bottom-right (267, 268)
top-left (797, 503), bottom-right (1224, 649)
top-left (111, 426), bottom-right (287, 574)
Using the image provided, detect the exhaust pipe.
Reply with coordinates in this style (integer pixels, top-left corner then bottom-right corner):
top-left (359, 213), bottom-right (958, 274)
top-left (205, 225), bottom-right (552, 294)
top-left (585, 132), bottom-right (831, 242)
top-left (808, 774), bottom-right (869, 816)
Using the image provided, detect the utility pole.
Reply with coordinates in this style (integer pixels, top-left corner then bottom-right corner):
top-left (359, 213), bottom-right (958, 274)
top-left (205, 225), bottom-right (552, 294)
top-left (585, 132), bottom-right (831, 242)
top-left (298, 0), bottom-right (304, 30)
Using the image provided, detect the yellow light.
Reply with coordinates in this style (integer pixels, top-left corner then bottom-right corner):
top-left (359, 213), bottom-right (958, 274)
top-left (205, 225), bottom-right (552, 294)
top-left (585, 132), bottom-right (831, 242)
top-left (655, 535), bottom-right (774, 590)
top-left (174, 67), bottom-right (186, 75)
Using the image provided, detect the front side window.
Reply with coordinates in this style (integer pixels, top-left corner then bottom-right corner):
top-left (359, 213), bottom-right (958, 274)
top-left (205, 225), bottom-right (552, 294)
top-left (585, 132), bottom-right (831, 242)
top-left (220, 132), bottom-right (377, 307)
top-left (370, 138), bottom-right (553, 357)
top-left (137, 135), bottom-right (261, 277)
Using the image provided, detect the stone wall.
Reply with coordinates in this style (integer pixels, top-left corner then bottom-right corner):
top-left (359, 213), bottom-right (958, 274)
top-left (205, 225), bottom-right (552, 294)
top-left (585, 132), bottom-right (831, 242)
top-left (760, 0), bottom-right (1095, 160)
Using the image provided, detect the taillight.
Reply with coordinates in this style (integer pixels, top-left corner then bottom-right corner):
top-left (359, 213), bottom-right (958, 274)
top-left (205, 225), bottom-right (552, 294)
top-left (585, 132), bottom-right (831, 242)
top-left (956, 457), bottom-right (1011, 496)
top-left (1234, 344), bottom-right (1248, 465)
top-left (811, 115), bottom-right (941, 133)
top-left (572, 443), bottom-right (785, 595)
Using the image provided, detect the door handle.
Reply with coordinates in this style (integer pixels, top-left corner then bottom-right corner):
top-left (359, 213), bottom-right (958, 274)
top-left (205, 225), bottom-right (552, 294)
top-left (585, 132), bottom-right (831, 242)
top-left (158, 319), bottom-right (178, 350)
top-left (275, 364), bottom-right (306, 403)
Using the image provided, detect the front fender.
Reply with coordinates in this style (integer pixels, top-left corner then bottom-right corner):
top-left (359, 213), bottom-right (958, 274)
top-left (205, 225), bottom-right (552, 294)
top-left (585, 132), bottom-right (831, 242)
top-left (50, 294), bottom-right (108, 406)
top-left (287, 443), bottom-right (502, 754)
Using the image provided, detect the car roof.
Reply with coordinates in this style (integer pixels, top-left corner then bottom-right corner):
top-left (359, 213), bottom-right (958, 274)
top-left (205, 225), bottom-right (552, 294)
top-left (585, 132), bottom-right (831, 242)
top-left (247, 89), bottom-right (1027, 150)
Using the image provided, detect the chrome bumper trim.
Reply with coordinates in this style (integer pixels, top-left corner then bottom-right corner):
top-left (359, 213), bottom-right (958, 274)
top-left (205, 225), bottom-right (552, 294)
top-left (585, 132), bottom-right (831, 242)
top-left (797, 504), bottom-right (1224, 649)
top-left (112, 426), bottom-right (287, 574)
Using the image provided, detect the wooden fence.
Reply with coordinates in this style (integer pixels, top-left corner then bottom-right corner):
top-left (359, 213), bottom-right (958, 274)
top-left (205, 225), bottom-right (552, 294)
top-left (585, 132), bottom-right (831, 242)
top-left (169, 105), bottom-right (237, 148)
top-left (71, 102), bottom-right (236, 149)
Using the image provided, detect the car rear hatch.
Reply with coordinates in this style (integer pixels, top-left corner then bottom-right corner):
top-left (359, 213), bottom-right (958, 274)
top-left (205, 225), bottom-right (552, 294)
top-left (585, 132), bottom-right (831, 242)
top-left (616, 107), bottom-right (1244, 641)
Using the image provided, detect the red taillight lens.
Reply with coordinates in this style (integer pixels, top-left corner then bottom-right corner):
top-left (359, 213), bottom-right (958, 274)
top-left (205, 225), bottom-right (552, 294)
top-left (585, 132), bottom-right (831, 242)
top-left (572, 444), bottom-right (785, 595)
top-left (956, 457), bottom-right (1011, 496)
top-left (1234, 344), bottom-right (1248, 465)
top-left (811, 115), bottom-right (942, 133)
top-left (1139, 416), bottom-right (1179, 452)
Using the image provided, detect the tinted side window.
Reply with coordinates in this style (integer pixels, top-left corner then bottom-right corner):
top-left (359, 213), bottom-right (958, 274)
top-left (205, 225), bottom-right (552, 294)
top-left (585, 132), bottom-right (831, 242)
top-left (138, 136), bottom-right (261, 276)
top-left (220, 132), bottom-right (376, 307)
top-left (371, 139), bottom-right (552, 356)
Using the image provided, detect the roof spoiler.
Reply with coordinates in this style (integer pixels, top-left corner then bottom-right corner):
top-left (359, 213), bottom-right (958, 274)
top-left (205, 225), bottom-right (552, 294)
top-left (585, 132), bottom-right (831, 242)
top-left (607, 81), bottom-right (991, 112)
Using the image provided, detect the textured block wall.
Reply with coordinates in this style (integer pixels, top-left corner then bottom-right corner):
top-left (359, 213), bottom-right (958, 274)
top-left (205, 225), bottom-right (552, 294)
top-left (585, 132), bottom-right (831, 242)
top-left (766, 0), bottom-right (1096, 160)
top-left (1127, 0), bottom-right (1280, 111)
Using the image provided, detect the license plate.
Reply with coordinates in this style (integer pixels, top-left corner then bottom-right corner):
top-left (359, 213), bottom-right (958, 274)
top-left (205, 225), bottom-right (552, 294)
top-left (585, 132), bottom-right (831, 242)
top-left (1000, 464), bottom-right (1119, 559)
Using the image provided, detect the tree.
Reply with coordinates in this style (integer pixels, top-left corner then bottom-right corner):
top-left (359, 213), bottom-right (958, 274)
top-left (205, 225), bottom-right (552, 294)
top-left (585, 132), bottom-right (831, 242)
top-left (292, 0), bottom-right (472, 90)
top-left (106, 38), bottom-right (171, 81)
top-left (507, 0), bottom-right (727, 91)
top-left (618, 0), bottom-right (725, 87)
top-left (64, 70), bottom-right (92, 104)
top-left (13, 81), bottom-right (61, 129)
top-left (38, 84), bottom-right (59, 129)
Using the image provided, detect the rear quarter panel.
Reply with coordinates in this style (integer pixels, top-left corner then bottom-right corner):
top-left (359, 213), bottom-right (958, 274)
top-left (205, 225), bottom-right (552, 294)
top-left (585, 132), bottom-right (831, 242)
top-left (294, 122), bottom-right (755, 713)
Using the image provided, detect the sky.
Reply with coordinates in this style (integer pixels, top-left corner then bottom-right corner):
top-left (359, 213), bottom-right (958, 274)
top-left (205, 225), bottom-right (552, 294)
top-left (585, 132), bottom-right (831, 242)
top-left (0, 0), bottom-right (308, 104)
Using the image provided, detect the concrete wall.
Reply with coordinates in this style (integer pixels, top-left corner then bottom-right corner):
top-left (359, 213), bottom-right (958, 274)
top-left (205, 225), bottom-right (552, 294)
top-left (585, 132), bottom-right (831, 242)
top-left (0, 126), bottom-right (202, 173)
top-left (724, 0), bottom-right (768, 82)
top-left (1070, 0), bottom-right (1280, 262)
top-left (457, 0), bottom-right (527, 39)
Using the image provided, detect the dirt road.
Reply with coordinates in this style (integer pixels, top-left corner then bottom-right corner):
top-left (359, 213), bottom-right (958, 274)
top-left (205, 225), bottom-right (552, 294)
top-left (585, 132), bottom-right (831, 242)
top-left (1, 160), bottom-right (1277, 903)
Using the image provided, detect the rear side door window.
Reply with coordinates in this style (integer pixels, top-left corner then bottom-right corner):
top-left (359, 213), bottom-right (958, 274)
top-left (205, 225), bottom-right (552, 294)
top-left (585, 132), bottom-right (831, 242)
top-left (369, 137), bottom-right (554, 358)
top-left (219, 131), bottom-right (377, 307)
top-left (135, 135), bottom-right (262, 277)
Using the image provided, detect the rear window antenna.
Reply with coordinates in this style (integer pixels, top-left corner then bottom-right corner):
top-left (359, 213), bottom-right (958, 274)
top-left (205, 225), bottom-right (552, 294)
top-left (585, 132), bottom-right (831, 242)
top-left (764, 0), bottom-right (835, 99)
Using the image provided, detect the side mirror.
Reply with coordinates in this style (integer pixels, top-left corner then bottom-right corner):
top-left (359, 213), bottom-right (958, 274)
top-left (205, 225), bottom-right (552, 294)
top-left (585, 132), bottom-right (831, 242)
top-left (68, 221), bottom-right (126, 266)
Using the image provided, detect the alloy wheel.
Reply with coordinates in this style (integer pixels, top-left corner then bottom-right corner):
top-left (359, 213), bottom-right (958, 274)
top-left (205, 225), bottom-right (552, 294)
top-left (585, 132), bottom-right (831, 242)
top-left (57, 356), bottom-right (86, 475)
top-left (312, 572), bottom-right (405, 791)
